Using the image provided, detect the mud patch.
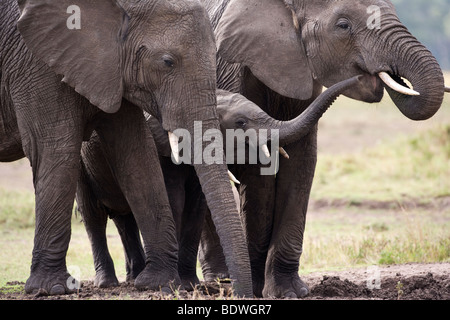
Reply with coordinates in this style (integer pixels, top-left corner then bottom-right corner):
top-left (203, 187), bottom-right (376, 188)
top-left (308, 273), bottom-right (450, 300)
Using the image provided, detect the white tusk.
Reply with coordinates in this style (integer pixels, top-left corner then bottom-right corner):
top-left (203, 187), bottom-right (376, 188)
top-left (279, 147), bottom-right (290, 159)
top-left (378, 72), bottom-right (420, 96)
top-left (261, 144), bottom-right (271, 158)
top-left (445, 86), bottom-right (450, 93)
top-left (228, 170), bottom-right (240, 185)
top-left (168, 132), bottom-right (180, 164)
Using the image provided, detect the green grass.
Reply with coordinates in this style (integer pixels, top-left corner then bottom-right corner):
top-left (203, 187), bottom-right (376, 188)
top-left (0, 189), bottom-right (128, 287)
top-left (312, 124), bottom-right (450, 203)
top-left (0, 188), bottom-right (35, 229)
top-left (300, 206), bottom-right (450, 274)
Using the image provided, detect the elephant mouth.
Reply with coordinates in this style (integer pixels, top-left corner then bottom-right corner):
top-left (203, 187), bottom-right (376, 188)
top-left (342, 72), bottom-right (384, 103)
top-left (342, 70), bottom-right (422, 104)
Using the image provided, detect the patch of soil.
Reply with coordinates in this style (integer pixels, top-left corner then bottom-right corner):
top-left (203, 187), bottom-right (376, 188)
top-left (0, 280), bottom-right (235, 301)
top-left (308, 273), bottom-right (450, 300)
top-left (1, 263), bottom-right (449, 300)
top-left (303, 263), bottom-right (450, 300)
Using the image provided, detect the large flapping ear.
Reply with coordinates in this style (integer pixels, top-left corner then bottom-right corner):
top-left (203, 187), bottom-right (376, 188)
top-left (216, 0), bottom-right (313, 100)
top-left (17, 0), bottom-right (128, 113)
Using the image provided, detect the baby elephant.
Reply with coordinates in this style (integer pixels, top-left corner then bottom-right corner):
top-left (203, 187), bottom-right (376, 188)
top-left (77, 77), bottom-right (361, 290)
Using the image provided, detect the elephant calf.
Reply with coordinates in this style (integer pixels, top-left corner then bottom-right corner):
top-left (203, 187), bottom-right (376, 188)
top-left (77, 77), bottom-right (362, 290)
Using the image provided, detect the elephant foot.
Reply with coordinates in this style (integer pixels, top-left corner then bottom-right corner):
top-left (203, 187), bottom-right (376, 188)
top-left (180, 275), bottom-right (201, 291)
top-left (25, 269), bottom-right (79, 296)
top-left (125, 259), bottom-right (146, 283)
top-left (134, 264), bottom-right (180, 293)
top-left (202, 271), bottom-right (230, 282)
top-left (94, 270), bottom-right (119, 288)
top-left (253, 279), bottom-right (265, 298)
top-left (262, 273), bottom-right (309, 298)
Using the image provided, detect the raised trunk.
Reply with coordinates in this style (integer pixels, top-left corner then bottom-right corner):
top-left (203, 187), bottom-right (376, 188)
top-left (377, 17), bottom-right (444, 121)
top-left (385, 48), bottom-right (444, 121)
top-left (269, 76), bottom-right (362, 146)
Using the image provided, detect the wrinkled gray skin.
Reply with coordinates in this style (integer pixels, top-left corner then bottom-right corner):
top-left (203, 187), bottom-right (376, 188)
top-left (0, 0), bottom-right (252, 296)
top-left (199, 0), bottom-right (446, 298)
top-left (79, 77), bottom-right (362, 290)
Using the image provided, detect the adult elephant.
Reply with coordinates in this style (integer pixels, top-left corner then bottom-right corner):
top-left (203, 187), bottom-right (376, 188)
top-left (77, 77), bottom-right (361, 290)
top-left (0, 0), bottom-right (252, 296)
top-left (199, 0), bottom-right (448, 298)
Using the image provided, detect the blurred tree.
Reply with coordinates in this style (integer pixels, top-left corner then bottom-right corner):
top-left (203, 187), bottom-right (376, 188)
top-left (392, 0), bottom-right (450, 70)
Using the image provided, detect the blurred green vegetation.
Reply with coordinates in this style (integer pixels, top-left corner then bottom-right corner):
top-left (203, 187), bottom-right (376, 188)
top-left (312, 124), bottom-right (450, 202)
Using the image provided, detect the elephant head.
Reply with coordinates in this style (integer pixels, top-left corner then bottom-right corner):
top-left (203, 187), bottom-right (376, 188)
top-left (217, 76), bottom-right (363, 161)
top-left (215, 0), bottom-right (448, 121)
top-left (17, 0), bottom-right (252, 296)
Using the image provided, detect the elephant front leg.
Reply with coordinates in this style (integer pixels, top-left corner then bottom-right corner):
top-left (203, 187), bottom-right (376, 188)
top-left (23, 138), bottom-right (84, 295)
top-left (234, 164), bottom-right (276, 297)
top-left (14, 100), bottom-right (86, 295)
top-left (95, 102), bottom-right (180, 292)
top-left (178, 166), bottom-right (208, 290)
top-left (112, 214), bottom-right (145, 283)
top-left (158, 157), bottom-right (205, 290)
top-left (263, 127), bottom-right (318, 298)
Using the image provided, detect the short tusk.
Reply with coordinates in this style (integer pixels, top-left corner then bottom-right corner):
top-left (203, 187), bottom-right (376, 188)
top-left (228, 170), bottom-right (240, 185)
top-left (261, 144), bottom-right (271, 158)
top-left (279, 147), bottom-right (290, 159)
top-left (445, 86), bottom-right (450, 93)
top-left (378, 72), bottom-right (420, 96)
top-left (168, 132), bottom-right (180, 164)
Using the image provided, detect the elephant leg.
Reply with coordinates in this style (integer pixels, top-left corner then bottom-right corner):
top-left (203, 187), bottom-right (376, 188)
top-left (235, 164), bottom-right (276, 297)
top-left (159, 157), bottom-right (201, 290)
top-left (112, 214), bottom-right (145, 283)
top-left (263, 126), bottom-right (318, 299)
top-left (178, 166), bottom-right (208, 290)
top-left (95, 101), bottom-right (179, 291)
top-left (14, 93), bottom-right (86, 295)
top-left (77, 162), bottom-right (119, 288)
top-left (159, 156), bottom-right (186, 241)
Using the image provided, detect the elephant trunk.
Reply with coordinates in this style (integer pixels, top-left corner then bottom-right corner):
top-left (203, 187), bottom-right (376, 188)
top-left (271, 76), bottom-right (362, 146)
top-left (166, 88), bottom-right (253, 297)
top-left (376, 17), bottom-right (445, 121)
top-left (191, 118), bottom-right (253, 297)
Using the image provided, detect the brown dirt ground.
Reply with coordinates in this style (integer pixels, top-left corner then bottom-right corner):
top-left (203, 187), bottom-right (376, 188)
top-left (1, 263), bottom-right (448, 300)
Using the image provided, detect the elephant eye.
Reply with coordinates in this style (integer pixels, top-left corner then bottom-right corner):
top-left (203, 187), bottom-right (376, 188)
top-left (235, 119), bottom-right (247, 128)
top-left (162, 55), bottom-right (175, 68)
top-left (336, 19), bottom-right (351, 31)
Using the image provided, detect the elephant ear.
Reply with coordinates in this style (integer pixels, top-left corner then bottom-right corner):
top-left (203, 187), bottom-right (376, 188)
top-left (216, 0), bottom-right (313, 100)
top-left (17, 0), bottom-right (127, 113)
